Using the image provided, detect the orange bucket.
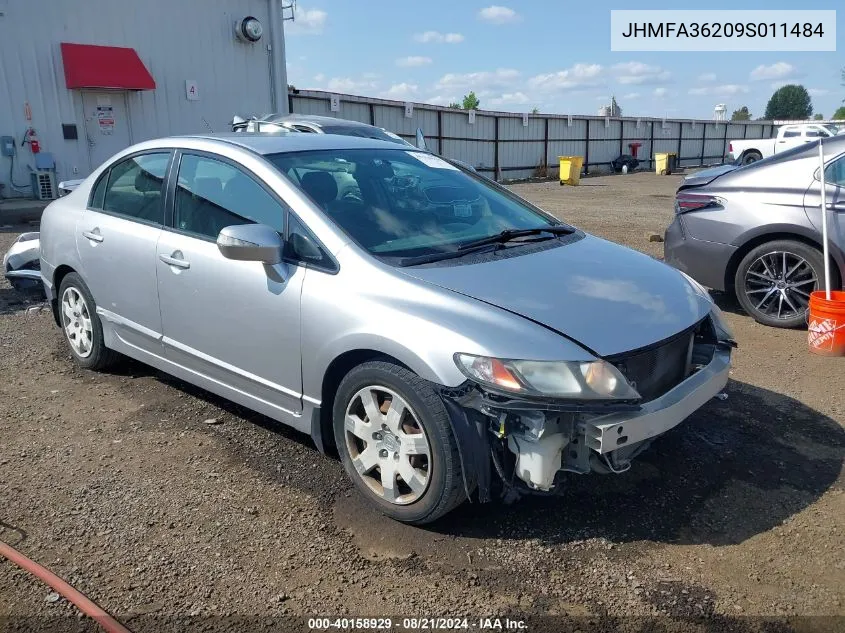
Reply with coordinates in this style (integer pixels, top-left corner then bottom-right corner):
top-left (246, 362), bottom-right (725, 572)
top-left (808, 290), bottom-right (845, 356)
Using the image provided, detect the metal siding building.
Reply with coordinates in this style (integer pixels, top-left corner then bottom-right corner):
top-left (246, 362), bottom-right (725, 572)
top-left (0, 0), bottom-right (286, 193)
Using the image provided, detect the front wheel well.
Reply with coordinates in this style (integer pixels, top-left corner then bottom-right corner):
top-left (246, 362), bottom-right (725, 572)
top-left (315, 350), bottom-right (412, 455)
top-left (724, 233), bottom-right (841, 291)
top-left (50, 264), bottom-right (77, 327)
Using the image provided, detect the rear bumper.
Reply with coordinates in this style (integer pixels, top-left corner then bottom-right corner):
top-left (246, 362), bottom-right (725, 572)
top-left (664, 216), bottom-right (737, 291)
top-left (583, 346), bottom-right (731, 454)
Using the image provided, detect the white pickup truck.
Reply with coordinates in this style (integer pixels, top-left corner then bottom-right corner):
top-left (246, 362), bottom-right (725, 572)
top-left (728, 123), bottom-right (841, 165)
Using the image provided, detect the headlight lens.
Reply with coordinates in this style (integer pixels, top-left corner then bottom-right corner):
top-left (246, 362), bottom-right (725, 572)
top-left (454, 353), bottom-right (640, 400)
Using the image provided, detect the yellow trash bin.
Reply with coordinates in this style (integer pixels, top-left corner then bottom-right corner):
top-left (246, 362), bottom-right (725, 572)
top-left (655, 152), bottom-right (677, 175)
top-left (558, 156), bottom-right (584, 186)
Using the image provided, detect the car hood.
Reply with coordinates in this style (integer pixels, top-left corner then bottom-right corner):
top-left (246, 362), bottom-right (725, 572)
top-left (398, 235), bottom-right (712, 357)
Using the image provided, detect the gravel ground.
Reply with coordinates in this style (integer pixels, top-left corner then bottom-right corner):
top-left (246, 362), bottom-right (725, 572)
top-left (1, 172), bottom-right (843, 633)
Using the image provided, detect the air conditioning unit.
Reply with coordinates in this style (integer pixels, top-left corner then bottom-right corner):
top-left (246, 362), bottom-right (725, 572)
top-left (30, 170), bottom-right (56, 200)
top-left (30, 153), bottom-right (57, 200)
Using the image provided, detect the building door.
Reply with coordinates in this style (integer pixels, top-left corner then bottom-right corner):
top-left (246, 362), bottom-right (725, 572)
top-left (82, 91), bottom-right (132, 170)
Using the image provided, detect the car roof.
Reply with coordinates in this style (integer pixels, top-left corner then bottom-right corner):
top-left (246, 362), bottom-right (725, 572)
top-left (161, 132), bottom-right (418, 155)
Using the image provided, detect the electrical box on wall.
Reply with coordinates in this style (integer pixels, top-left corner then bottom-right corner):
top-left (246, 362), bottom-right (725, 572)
top-left (1, 136), bottom-right (15, 157)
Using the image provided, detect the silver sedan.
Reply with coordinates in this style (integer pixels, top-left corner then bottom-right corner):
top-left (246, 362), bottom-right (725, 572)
top-left (665, 136), bottom-right (845, 328)
top-left (39, 133), bottom-right (733, 523)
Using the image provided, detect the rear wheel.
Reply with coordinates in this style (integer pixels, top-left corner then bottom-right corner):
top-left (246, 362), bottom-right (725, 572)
top-left (333, 361), bottom-right (465, 524)
top-left (58, 273), bottom-right (119, 370)
top-left (734, 240), bottom-right (827, 328)
top-left (741, 151), bottom-right (762, 165)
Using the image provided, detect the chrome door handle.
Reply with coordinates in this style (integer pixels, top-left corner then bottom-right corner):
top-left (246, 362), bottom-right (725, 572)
top-left (826, 201), bottom-right (845, 211)
top-left (159, 253), bottom-right (190, 269)
top-left (81, 229), bottom-right (103, 243)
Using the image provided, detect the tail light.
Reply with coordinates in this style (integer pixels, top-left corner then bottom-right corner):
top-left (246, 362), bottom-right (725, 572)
top-left (675, 192), bottom-right (724, 214)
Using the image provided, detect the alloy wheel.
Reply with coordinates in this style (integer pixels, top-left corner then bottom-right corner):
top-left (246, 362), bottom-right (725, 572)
top-left (61, 287), bottom-right (94, 358)
top-left (743, 250), bottom-right (817, 321)
top-left (344, 385), bottom-right (431, 505)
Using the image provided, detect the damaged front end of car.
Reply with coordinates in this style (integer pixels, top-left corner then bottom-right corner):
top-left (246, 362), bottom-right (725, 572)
top-left (440, 309), bottom-right (735, 503)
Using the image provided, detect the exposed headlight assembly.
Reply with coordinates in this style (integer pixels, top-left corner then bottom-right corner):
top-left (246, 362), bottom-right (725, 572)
top-left (454, 353), bottom-right (640, 401)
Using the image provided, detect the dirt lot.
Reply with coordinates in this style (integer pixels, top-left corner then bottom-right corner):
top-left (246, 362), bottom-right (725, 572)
top-left (1, 172), bottom-right (843, 633)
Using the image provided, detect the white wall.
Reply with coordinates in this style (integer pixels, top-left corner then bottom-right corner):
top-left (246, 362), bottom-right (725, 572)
top-left (0, 0), bottom-right (276, 190)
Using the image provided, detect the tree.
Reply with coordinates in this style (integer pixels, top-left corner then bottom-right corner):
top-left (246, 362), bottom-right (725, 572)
top-left (462, 91), bottom-right (480, 110)
top-left (813, 113), bottom-right (824, 120)
top-left (447, 102), bottom-right (461, 109)
top-left (731, 106), bottom-right (751, 121)
top-left (531, 107), bottom-right (540, 114)
top-left (764, 84), bottom-right (813, 120)
top-left (833, 106), bottom-right (845, 120)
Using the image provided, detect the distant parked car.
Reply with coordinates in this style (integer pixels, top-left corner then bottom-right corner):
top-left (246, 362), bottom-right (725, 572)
top-left (728, 123), bottom-right (839, 165)
top-left (39, 133), bottom-right (732, 524)
top-left (665, 135), bottom-right (845, 328)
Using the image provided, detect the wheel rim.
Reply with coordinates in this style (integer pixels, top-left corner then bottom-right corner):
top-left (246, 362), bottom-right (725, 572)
top-left (61, 287), bottom-right (94, 358)
top-left (743, 250), bottom-right (817, 321)
top-left (344, 385), bottom-right (431, 505)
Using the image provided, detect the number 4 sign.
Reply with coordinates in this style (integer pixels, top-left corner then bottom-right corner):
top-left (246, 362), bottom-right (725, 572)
top-left (186, 80), bottom-right (199, 101)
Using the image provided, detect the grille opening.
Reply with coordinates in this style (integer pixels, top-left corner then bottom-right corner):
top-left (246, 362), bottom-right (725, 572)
top-left (608, 318), bottom-right (714, 402)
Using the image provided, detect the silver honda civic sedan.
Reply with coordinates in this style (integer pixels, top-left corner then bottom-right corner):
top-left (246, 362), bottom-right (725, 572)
top-left (39, 133), bottom-right (734, 524)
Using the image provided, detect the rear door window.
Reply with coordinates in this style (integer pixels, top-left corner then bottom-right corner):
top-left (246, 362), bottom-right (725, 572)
top-left (101, 152), bottom-right (171, 224)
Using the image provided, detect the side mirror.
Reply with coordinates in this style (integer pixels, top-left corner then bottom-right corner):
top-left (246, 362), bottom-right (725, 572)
top-left (217, 224), bottom-right (283, 264)
top-left (289, 231), bottom-right (323, 262)
top-left (415, 128), bottom-right (427, 150)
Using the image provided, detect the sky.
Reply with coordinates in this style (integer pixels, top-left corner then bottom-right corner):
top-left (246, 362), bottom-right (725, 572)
top-left (283, 1), bottom-right (844, 120)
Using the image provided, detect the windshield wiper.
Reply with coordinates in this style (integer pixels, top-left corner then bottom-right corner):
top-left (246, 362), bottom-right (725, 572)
top-left (393, 242), bottom-right (503, 267)
top-left (457, 225), bottom-right (575, 251)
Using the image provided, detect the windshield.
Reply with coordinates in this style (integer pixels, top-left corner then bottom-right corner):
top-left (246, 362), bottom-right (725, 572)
top-left (823, 124), bottom-right (840, 135)
top-left (267, 149), bottom-right (562, 259)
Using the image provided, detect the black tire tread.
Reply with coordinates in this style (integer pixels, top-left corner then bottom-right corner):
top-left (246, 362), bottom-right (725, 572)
top-left (333, 360), bottom-right (465, 524)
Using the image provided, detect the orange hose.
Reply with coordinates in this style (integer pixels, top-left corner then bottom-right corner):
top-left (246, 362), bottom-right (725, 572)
top-left (0, 539), bottom-right (132, 633)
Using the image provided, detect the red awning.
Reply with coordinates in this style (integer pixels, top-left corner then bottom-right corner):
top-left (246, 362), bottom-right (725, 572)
top-left (60, 43), bottom-right (156, 90)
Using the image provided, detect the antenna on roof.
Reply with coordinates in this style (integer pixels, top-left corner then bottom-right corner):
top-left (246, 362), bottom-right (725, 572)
top-left (201, 117), bottom-right (214, 134)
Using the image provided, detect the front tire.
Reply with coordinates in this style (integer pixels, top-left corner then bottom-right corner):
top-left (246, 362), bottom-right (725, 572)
top-left (332, 361), bottom-right (465, 524)
top-left (58, 273), bottom-right (119, 370)
top-left (734, 240), bottom-right (828, 328)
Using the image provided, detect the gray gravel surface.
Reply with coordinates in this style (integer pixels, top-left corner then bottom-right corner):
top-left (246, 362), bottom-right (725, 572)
top-left (1, 172), bottom-right (843, 632)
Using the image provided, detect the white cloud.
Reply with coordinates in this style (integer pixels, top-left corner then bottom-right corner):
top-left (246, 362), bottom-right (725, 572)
top-left (612, 62), bottom-right (671, 85)
top-left (287, 6), bottom-right (327, 35)
top-left (325, 76), bottom-right (378, 93)
top-left (380, 83), bottom-right (419, 100)
top-left (750, 62), bottom-right (799, 81)
top-left (622, 92), bottom-right (641, 100)
top-left (478, 6), bottom-right (520, 24)
top-left (395, 56), bottom-right (432, 68)
top-left (528, 63), bottom-right (603, 91)
top-left (653, 87), bottom-right (669, 98)
top-left (425, 94), bottom-right (460, 106)
top-left (313, 73), bottom-right (325, 82)
top-left (413, 31), bottom-right (464, 43)
top-left (808, 88), bottom-right (829, 96)
top-left (489, 92), bottom-right (531, 106)
top-left (698, 72), bottom-right (717, 82)
top-left (435, 68), bottom-right (520, 91)
top-left (688, 84), bottom-right (749, 97)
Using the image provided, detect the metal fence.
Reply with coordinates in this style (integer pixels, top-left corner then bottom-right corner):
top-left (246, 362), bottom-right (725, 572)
top-left (289, 90), bottom-right (775, 181)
